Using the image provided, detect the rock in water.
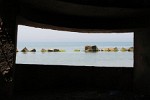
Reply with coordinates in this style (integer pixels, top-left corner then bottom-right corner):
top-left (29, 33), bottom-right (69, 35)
top-left (128, 47), bottom-right (134, 52)
top-left (21, 47), bottom-right (29, 52)
top-left (120, 47), bottom-right (127, 52)
top-left (74, 49), bottom-right (80, 52)
top-left (85, 45), bottom-right (99, 52)
top-left (54, 49), bottom-right (60, 52)
top-left (108, 47), bottom-right (118, 52)
top-left (48, 49), bottom-right (54, 52)
top-left (30, 49), bottom-right (36, 52)
top-left (41, 48), bottom-right (47, 52)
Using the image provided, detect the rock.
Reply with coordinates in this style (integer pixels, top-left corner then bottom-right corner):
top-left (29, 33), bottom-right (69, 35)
top-left (101, 48), bottom-right (109, 51)
top-left (47, 49), bottom-right (60, 52)
top-left (30, 49), bottom-right (36, 52)
top-left (101, 47), bottom-right (118, 52)
top-left (48, 49), bottom-right (54, 52)
top-left (114, 47), bottom-right (119, 52)
top-left (85, 45), bottom-right (99, 52)
top-left (109, 47), bottom-right (118, 52)
top-left (120, 47), bottom-right (127, 52)
top-left (41, 48), bottom-right (47, 52)
top-left (21, 47), bottom-right (29, 52)
top-left (74, 49), bottom-right (80, 52)
top-left (128, 47), bottom-right (134, 52)
top-left (59, 49), bottom-right (66, 52)
top-left (54, 49), bottom-right (60, 52)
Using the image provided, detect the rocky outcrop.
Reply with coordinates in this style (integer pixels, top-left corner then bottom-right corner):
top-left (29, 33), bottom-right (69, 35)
top-left (101, 47), bottom-right (118, 52)
top-left (120, 47), bottom-right (127, 52)
top-left (74, 49), bottom-right (80, 52)
top-left (101, 48), bottom-right (109, 51)
top-left (59, 49), bottom-right (66, 52)
top-left (113, 47), bottom-right (118, 52)
top-left (30, 49), bottom-right (36, 52)
top-left (85, 45), bottom-right (99, 52)
top-left (48, 49), bottom-right (54, 52)
top-left (54, 49), bottom-right (60, 52)
top-left (21, 47), bottom-right (29, 52)
top-left (41, 48), bottom-right (47, 52)
top-left (128, 47), bottom-right (134, 52)
top-left (48, 49), bottom-right (60, 52)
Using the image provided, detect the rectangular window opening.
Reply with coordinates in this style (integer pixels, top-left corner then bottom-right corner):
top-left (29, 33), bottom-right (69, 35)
top-left (16, 25), bottom-right (134, 67)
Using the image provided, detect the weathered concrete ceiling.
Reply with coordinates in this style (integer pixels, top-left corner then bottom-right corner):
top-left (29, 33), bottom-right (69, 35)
top-left (2, 0), bottom-right (150, 32)
top-left (19, 0), bottom-right (150, 18)
top-left (59, 0), bottom-right (150, 8)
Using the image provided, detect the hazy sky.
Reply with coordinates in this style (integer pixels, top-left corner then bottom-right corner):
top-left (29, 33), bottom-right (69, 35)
top-left (17, 25), bottom-right (133, 42)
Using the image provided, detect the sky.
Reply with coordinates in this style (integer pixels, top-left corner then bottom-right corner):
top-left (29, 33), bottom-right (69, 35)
top-left (17, 25), bottom-right (133, 42)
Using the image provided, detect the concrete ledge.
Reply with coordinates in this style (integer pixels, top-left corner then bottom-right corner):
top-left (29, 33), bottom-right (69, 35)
top-left (13, 64), bottom-right (133, 95)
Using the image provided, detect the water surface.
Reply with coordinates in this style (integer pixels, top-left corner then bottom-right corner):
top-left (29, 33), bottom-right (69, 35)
top-left (16, 42), bottom-right (133, 67)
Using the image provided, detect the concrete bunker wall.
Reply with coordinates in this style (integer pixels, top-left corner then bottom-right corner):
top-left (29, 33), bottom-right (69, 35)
top-left (1, 0), bottom-right (150, 98)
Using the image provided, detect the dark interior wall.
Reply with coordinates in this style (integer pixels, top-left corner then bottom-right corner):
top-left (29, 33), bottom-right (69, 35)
top-left (0, 0), bottom-right (17, 99)
top-left (1, 0), bottom-right (150, 97)
top-left (134, 28), bottom-right (150, 94)
top-left (14, 64), bottom-right (133, 94)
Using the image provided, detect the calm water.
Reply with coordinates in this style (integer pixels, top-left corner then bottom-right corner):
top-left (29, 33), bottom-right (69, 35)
top-left (16, 42), bottom-right (133, 67)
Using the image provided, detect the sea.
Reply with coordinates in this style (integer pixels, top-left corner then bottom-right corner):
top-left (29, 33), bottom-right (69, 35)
top-left (16, 42), bottom-right (133, 67)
